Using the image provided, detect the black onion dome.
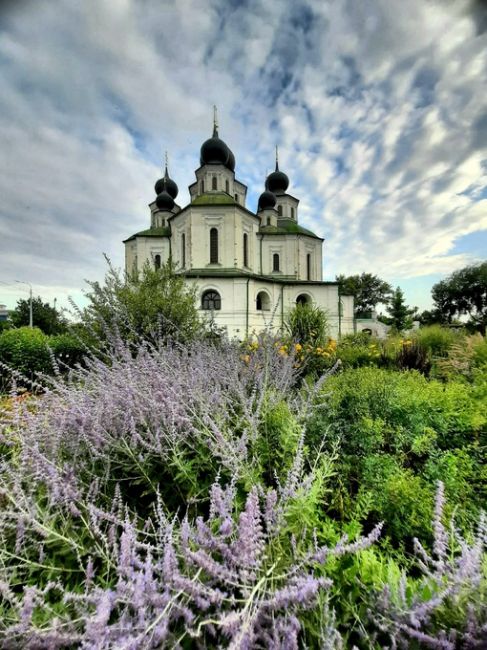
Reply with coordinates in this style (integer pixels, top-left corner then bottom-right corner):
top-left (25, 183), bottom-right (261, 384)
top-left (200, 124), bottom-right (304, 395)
top-left (266, 169), bottom-right (289, 194)
top-left (154, 166), bottom-right (178, 199)
top-left (155, 190), bottom-right (174, 211)
top-left (227, 147), bottom-right (235, 172)
top-left (266, 158), bottom-right (289, 194)
top-left (200, 136), bottom-right (229, 166)
top-left (258, 190), bottom-right (277, 211)
top-left (200, 123), bottom-right (236, 169)
top-left (163, 176), bottom-right (178, 199)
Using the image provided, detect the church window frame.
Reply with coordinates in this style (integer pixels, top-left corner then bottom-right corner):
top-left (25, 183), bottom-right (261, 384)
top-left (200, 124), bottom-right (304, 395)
top-left (154, 254), bottom-right (161, 270)
top-left (243, 233), bottom-right (248, 267)
top-left (272, 253), bottom-right (280, 272)
top-left (209, 227), bottom-right (219, 264)
top-left (201, 180), bottom-right (205, 193)
top-left (277, 205), bottom-right (282, 216)
top-left (235, 193), bottom-right (239, 203)
top-left (212, 175), bottom-right (217, 191)
top-left (306, 253), bottom-right (311, 280)
top-left (291, 207), bottom-right (295, 219)
top-left (225, 179), bottom-right (230, 193)
top-left (201, 289), bottom-right (221, 311)
top-left (181, 233), bottom-right (186, 269)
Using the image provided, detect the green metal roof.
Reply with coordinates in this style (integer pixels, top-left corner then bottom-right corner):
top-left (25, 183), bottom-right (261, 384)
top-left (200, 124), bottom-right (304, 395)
top-left (191, 192), bottom-right (237, 206)
top-left (259, 219), bottom-right (322, 240)
top-left (123, 227), bottom-right (170, 242)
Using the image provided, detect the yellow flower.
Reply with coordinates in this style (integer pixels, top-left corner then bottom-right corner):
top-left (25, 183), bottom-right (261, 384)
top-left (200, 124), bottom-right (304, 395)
top-left (278, 346), bottom-right (288, 356)
top-left (241, 354), bottom-right (251, 364)
top-left (295, 343), bottom-right (302, 352)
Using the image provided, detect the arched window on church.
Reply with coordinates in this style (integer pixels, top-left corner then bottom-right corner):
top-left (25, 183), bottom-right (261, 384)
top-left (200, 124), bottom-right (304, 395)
top-left (291, 207), bottom-right (295, 219)
top-left (273, 253), bottom-right (280, 272)
top-left (181, 233), bottom-right (186, 268)
top-left (296, 293), bottom-right (311, 306)
top-left (243, 233), bottom-right (248, 267)
top-left (256, 291), bottom-right (270, 311)
top-left (277, 205), bottom-right (282, 216)
top-left (212, 176), bottom-right (217, 190)
top-left (225, 179), bottom-right (230, 193)
top-left (210, 228), bottom-right (218, 264)
top-left (267, 217), bottom-right (271, 226)
top-left (202, 290), bottom-right (221, 310)
top-left (201, 180), bottom-right (205, 193)
top-left (306, 253), bottom-right (311, 280)
top-left (154, 254), bottom-right (161, 270)
top-left (234, 193), bottom-right (239, 203)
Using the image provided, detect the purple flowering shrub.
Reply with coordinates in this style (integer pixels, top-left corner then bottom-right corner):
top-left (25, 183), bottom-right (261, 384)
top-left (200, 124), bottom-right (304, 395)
top-left (0, 336), bottom-right (486, 648)
top-left (0, 439), bottom-right (380, 647)
top-left (369, 482), bottom-right (487, 648)
top-left (4, 336), bottom-right (301, 517)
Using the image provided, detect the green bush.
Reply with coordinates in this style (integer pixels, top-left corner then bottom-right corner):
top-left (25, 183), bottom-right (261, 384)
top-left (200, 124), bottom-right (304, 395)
top-left (413, 324), bottom-right (460, 358)
top-left (0, 327), bottom-right (52, 389)
top-left (360, 455), bottom-right (433, 542)
top-left (317, 367), bottom-right (484, 456)
top-left (49, 333), bottom-right (87, 368)
top-left (254, 398), bottom-right (300, 485)
top-left (285, 303), bottom-right (329, 347)
top-left (305, 366), bottom-right (486, 545)
top-left (335, 334), bottom-right (384, 369)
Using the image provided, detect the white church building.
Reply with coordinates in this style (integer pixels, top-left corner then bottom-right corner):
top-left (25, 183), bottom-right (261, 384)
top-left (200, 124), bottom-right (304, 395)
top-left (124, 121), bottom-right (354, 340)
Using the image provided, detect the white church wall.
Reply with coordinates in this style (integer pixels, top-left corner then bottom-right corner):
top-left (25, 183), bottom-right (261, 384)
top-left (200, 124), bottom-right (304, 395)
top-left (134, 237), bottom-right (171, 271)
top-left (125, 241), bottom-right (137, 274)
top-left (170, 210), bottom-right (191, 271)
top-left (239, 213), bottom-right (260, 272)
top-left (187, 277), bottom-right (354, 340)
top-left (297, 238), bottom-right (322, 281)
top-left (275, 195), bottom-right (299, 220)
top-left (261, 235), bottom-right (298, 276)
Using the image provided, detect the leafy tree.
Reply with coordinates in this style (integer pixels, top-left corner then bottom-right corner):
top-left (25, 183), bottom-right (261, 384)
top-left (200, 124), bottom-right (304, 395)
top-left (383, 287), bottom-right (417, 332)
top-left (82, 257), bottom-right (204, 344)
top-left (432, 262), bottom-right (487, 334)
top-left (336, 273), bottom-right (393, 317)
top-left (417, 309), bottom-right (446, 326)
top-left (10, 296), bottom-right (68, 335)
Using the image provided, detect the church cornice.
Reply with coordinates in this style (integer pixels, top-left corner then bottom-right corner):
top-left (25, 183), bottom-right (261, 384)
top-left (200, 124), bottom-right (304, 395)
top-left (181, 268), bottom-right (338, 286)
top-left (167, 199), bottom-right (261, 222)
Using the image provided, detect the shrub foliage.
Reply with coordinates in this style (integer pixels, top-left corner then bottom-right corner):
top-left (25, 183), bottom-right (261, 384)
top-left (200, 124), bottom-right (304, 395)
top-left (0, 333), bottom-right (486, 647)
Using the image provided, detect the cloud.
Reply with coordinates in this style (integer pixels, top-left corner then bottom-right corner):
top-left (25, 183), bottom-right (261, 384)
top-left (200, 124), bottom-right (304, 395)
top-left (0, 0), bottom-right (485, 313)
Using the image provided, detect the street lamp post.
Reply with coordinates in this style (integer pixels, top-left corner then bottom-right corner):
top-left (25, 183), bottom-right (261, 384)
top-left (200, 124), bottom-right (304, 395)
top-left (15, 281), bottom-right (33, 327)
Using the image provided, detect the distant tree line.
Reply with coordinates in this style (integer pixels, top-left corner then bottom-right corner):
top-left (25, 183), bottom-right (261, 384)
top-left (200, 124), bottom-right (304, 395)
top-left (337, 261), bottom-right (486, 334)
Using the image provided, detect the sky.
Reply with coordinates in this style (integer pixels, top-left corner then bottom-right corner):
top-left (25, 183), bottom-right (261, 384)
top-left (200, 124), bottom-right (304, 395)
top-left (0, 0), bottom-right (486, 314)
